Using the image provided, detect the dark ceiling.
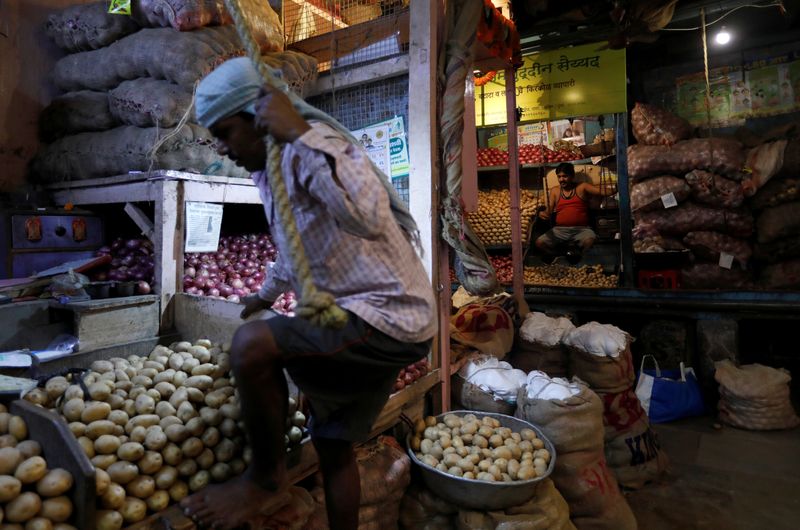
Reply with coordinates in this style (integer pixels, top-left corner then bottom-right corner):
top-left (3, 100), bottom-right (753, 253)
top-left (510, 0), bottom-right (800, 65)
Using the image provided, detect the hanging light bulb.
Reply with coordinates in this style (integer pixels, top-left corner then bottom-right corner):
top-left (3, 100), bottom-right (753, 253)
top-left (715, 26), bottom-right (732, 45)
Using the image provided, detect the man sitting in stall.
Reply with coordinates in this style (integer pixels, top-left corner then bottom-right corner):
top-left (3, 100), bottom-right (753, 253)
top-left (536, 162), bottom-right (617, 259)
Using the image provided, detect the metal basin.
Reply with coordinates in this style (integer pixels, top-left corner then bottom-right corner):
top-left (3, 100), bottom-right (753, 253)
top-left (407, 410), bottom-right (557, 511)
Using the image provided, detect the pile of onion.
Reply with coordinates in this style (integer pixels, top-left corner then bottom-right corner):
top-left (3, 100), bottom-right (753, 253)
top-left (94, 237), bottom-right (155, 295)
top-left (182, 234), bottom-right (277, 303)
top-left (394, 358), bottom-right (431, 392)
top-left (271, 291), bottom-right (297, 316)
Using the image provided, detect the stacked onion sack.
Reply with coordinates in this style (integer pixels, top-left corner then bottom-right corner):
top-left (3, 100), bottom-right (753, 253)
top-left (0, 405), bottom-right (77, 528)
top-left (628, 102), bottom-right (756, 289)
top-left (515, 374), bottom-right (636, 530)
top-left (750, 175), bottom-right (800, 289)
top-left (26, 339), bottom-right (307, 528)
top-left (34, 0), bottom-right (318, 182)
top-left (564, 322), bottom-right (668, 489)
top-left (509, 312), bottom-right (575, 378)
top-left (467, 189), bottom-right (543, 247)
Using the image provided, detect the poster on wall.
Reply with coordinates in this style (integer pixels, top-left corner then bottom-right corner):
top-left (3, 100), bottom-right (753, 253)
top-left (351, 116), bottom-right (409, 180)
top-left (475, 42), bottom-right (627, 126)
top-left (185, 202), bottom-right (223, 253)
top-left (675, 52), bottom-right (800, 127)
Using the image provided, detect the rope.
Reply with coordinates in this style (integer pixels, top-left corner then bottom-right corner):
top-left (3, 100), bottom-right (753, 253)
top-left (146, 83), bottom-right (198, 173)
top-left (223, 0), bottom-right (347, 329)
top-left (700, 8), bottom-right (718, 189)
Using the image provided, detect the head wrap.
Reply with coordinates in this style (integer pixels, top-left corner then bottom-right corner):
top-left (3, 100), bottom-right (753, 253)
top-left (195, 57), bottom-right (263, 128)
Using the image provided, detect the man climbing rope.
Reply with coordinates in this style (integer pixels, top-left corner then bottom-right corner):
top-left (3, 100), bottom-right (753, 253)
top-left (181, 57), bottom-right (436, 530)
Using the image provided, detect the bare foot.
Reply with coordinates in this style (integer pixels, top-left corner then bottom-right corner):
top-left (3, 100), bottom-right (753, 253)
top-left (180, 473), bottom-right (292, 529)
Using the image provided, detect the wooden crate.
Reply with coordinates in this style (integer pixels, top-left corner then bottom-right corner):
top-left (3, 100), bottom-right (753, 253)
top-left (10, 400), bottom-right (96, 530)
top-left (50, 295), bottom-right (159, 352)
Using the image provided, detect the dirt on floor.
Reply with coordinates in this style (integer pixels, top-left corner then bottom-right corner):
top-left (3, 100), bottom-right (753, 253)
top-left (625, 417), bottom-right (800, 530)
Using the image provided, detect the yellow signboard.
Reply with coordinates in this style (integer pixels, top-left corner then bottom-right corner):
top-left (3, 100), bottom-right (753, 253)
top-left (476, 42), bottom-right (627, 126)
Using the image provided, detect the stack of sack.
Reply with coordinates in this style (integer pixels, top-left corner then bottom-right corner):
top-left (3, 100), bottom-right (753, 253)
top-left (510, 311), bottom-right (575, 377)
top-left (564, 322), bottom-right (668, 489)
top-left (750, 177), bottom-right (800, 288)
top-left (399, 479), bottom-right (575, 530)
top-left (515, 373), bottom-right (637, 529)
top-left (714, 360), bottom-right (800, 430)
top-left (35, 0), bottom-right (319, 181)
top-left (452, 356), bottom-right (527, 415)
top-left (309, 436), bottom-right (411, 530)
top-left (628, 102), bottom-right (759, 288)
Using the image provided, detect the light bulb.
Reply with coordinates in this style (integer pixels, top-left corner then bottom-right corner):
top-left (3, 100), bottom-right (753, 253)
top-left (715, 27), bottom-right (731, 45)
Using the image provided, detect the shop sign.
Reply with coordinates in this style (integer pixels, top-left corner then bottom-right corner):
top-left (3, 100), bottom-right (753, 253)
top-left (676, 52), bottom-right (800, 127)
top-left (475, 42), bottom-right (627, 126)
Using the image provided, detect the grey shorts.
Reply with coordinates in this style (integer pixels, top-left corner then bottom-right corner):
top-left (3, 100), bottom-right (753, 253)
top-left (537, 226), bottom-right (597, 247)
top-left (264, 312), bottom-right (430, 442)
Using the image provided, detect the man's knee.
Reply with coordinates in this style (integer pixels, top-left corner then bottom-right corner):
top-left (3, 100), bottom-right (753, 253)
top-left (231, 321), bottom-right (280, 373)
top-left (579, 237), bottom-right (596, 250)
top-left (536, 236), bottom-right (552, 251)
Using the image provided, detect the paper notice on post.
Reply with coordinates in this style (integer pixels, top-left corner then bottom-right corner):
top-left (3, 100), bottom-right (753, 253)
top-left (185, 202), bottom-right (223, 253)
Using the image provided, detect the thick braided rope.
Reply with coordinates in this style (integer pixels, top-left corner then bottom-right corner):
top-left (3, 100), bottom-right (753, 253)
top-left (224, 0), bottom-right (348, 329)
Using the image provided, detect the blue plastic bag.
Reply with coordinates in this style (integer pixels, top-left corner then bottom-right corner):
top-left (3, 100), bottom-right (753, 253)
top-left (635, 355), bottom-right (705, 423)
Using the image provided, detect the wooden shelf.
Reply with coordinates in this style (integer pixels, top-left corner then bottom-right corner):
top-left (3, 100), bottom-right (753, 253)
top-left (477, 158), bottom-right (597, 172)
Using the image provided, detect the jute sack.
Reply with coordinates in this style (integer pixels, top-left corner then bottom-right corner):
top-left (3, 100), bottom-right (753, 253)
top-left (515, 378), bottom-right (637, 530)
top-left (451, 375), bottom-right (516, 415)
top-left (399, 484), bottom-right (457, 530)
top-left (509, 312), bottom-right (573, 377)
top-left (599, 389), bottom-right (669, 489)
top-left (565, 323), bottom-right (635, 394)
top-left (456, 478), bottom-right (576, 530)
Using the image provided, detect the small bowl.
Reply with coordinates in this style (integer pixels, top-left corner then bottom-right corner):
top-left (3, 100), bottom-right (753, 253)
top-left (86, 281), bottom-right (113, 299)
top-left (407, 410), bottom-right (556, 511)
top-left (114, 281), bottom-right (136, 297)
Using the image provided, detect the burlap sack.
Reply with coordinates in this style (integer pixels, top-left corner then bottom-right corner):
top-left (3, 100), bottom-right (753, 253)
top-left (509, 339), bottom-right (568, 378)
top-left (599, 389), bottom-right (669, 489)
top-left (451, 304), bottom-right (514, 359)
top-left (38, 90), bottom-right (116, 142)
top-left (451, 375), bottom-right (516, 415)
top-left (45, 1), bottom-right (140, 52)
top-left (631, 102), bottom-right (692, 146)
top-left (757, 201), bottom-right (800, 244)
top-left (399, 484), bottom-right (457, 530)
top-left (567, 345), bottom-right (635, 395)
top-left (759, 259), bottom-right (800, 289)
top-left (754, 236), bottom-right (800, 264)
top-left (750, 177), bottom-right (800, 211)
top-left (715, 360), bottom-right (800, 430)
top-left (634, 202), bottom-right (754, 239)
top-left (248, 486), bottom-right (315, 530)
top-left (108, 78), bottom-right (194, 128)
top-left (456, 478), bottom-right (576, 530)
top-left (628, 138), bottom-right (745, 180)
top-left (515, 380), bottom-right (637, 530)
top-left (681, 264), bottom-right (752, 289)
top-left (630, 176), bottom-right (690, 212)
top-left (683, 231), bottom-right (752, 268)
top-left (742, 140), bottom-right (788, 196)
top-left (684, 170), bottom-right (745, 209)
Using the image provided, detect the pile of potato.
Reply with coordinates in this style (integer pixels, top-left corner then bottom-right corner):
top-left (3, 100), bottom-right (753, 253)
top-left (467, 189), bottom-right (543, 247)
top-left (0, 405), bottom-right (76, 529)
top-left (23, 339), bottom-right (307, 529)
top-left (411, 414), bottom-right (551, 483)
top-left (523, 264), bottom-right (618, 288)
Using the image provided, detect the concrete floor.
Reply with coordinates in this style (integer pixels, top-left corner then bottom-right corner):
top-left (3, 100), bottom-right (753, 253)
top-left (626, 417), bottom-right (800, 530)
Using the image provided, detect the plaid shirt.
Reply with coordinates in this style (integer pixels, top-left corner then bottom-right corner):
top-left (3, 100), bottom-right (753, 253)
top-left (254, 122), bottom-right (437, 343)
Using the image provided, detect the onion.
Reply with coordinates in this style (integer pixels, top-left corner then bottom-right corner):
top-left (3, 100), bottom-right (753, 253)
top-left (208, 288), bottom-right (220, 297)
top-left (253, 271), bottom-right (265, 282)
top-left (194, 278), bottom-right (208, 289)
top-left (183, 276), bottom-right (194, 289)
top-left (137, 281), bottom-right (151, 294)
top-left (185, 266), bottom-right (196, 278)
top-left (125, 239), bottom-right (141, 249)
top-left (111, 239), bottom-right (123, 250)
top-left (188, 257), bottom-right (200, 267)
top-left (226, 295), bottom-right (241, 303)
top-left (219, 284), bottom-right (233, 297)
top-left (186, 286), bottom-right (200, 295)
top-left (209, 263), bottom-right (220, 273)
top-left (231, 278), bottom-right (245, 289)
top-left (244, 277), bottom-right (257, 288)
top-left (233, 288), bottom-right (247, 297)
top-left (97, 246), bottom-right (111, 254)
top-left (111, 258), bottom-right (122, 268)
top-left (230, 243), bottom-right (241, 252)
top-left (198, 269), bottom-right (210, 278)
top-left (242, 268), bottom-right (254, 278)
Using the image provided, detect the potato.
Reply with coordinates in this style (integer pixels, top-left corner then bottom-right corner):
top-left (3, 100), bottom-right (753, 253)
top-left (127, 415), bottom-right (160, 431)
top-left (121, 400), bottom-right (136, 418)
top-left (493, 447), bottom-right (512, 461)
top-left (0, 476), bottom-right (22, 502)
top-left (0, 435), bottom-right (14, 449)
top-left (95, 510), bottom-right (123, 530)
top-left (8, 418), bottom-right (26, 442)
top-left (185, 417), bottom-right (205, 438)
top-left (534, 449), bottom-right (551, 462)
top-left (518, 441), bottom-right (533, 454)
top-left (472, 435), bottom-right (488, 449)
top-left (213, 439), bottom-right (235, 463)
top-left (0, 413), bottom-right (11, 435)
top-left (5, 492), bottom-right (41, 523)
top-left (105, 411), bottom-right (127, 428)
top-left (145, 490), bottom-right (170, 512)
top-left (85, 420), bottom-right (115, 440)
top-left (436, 463), bottom-right (448, 472)
top-left (200, 427), bottom-right (220, 449)
top-left (15, 457), bottom-right (46, 484)
top-left (154, 370), bottom-right (175, 385)
top-left (229, 459), bottom-right (246, 476)
top-left (91, 360), bottom-right (114, 373)
top-left (219, 403), bottom-right (240, 421)
top-left (477, 472), bottom-right (495, 482)
top-left (81, 402), bottom-right (111, 423)
top-left (456, 458), bottom-right (475, 472)
top-left (126, 476), bottom-right (155, 499)
top-left (45, 377), bottom-right (69, 401)
top-left (520, 429), bottom-right (537, 442)
top-left (188, 346), bottom-right (211, 363)
top-left (159, 416), bottom-right (182, 431)
top-left (100, 484), bottom-right (126, 510)
top-left (177, 459), bottom-right (197, 477)
top-left (517, 464), bottom-right (536, 481)
top-left (138, 368), bottom-right (158, 381)
top-left (447, 466), bottom-right (463, 477)
top-left (144, 429), bottom-right (167, 452)
top-left (137, 452), bottom-right (163, 475)
top-left (199, 407), bottom-right (222, 427)
top-left (95, 469), bottom-right (111, 496)
top-left (90, 455), bottom-right (117, 470)
top-left (130, 376), bottom-right (152, 389)
top-left (188, 470), bottom-right (210, 492)
top-left (87, 383), bottom-right (111, 402)
top-left (23, 389), bottom-right (49, 407)
top-left (163, 425), bottom-right (187, 445)
top-left (107, 461), bottom-right (138, 485)
top-left (209, 463), bottom-right (230, 483)
top-left (180, 359), bottom-right (200, 373)
top-left (36, 469), bottom-right (72, 498)
top-left (118, 442), bottom-right (145, 462)
top-left (153, 383), bottom-right (176, 401)
top-left (120, 497), bottom-right (147, 523)
top-left (176, 402), bottom-right (198, 424)
top-left (168, 481), bottom-right (189, 502)
top-left (219, 418), bottom-right (237, 438)
top-left (24, 517), bottom-right (53, 530)
top-left (75, 437), bottom-right (95, 459)
top-left (128, 426), bottom-right (147, 444)
top-left (94, 435), bottom-right (121, 456)
top-left (154, 466), bottom-right (178, 490)
top-left (421, 454), bottom-right (439, 468)
top-left (0, 448), bottom-right (22, 475)
top-left (133, 395), bottom-right (155, 416)
top-left (39, 497), bottom-right (71, 523)
top-left (173, 372), bottom-right (189, 387)
top-left (161, 444), bottom-right (183, 466)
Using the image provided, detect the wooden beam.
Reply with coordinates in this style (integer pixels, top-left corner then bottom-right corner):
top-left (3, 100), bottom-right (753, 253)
top-left (306, 54), bottom-right (409, 97)
top-left (124, 202), bottom-right (155, 242)
top-left (182, 181), bottom-right (262, 204)
top-left (289, 9), bottom-right (409, 65)
top-left (50, 181), bottom-right (158, 205)
top-left (154, 181), bottom-right (180, 330)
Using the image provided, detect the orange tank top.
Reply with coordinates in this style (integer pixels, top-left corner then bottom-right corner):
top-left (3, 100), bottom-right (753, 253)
top-left (554, 189), bottom-right (590, 227)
